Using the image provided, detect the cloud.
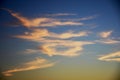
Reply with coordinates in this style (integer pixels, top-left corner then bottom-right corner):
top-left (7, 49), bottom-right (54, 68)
top-left (95, 39), bottom-right (120, 44)
top-left (95, 31), bottom-right (120, 44)
top-left (8, 7), bottom-right (93, 57)
top-left (3, 9), bottom-right (83, 28)
top-left (78, 15), bottom-right (98, 21)
top-left (19, 33), bottom-right (94, 56)
top-left (14, 29), bottom-right (90, 41)
top-left (14, 28), bottom-right (93, 56)
top-left (99, 31), bottom-right (112, 38)
top-left (2, 8), bottom-right (95, 57)
top-left (58, 15), bottom-right (97, 21)
top-left (24, 49), bottom-right (40, 54)
top-left (14, 29), bottom-right (50, 42)
top-left (39, 41), bottom-right (93, 57)
top-left (3, 58), bottom-right (55, 76)
top-left (39, 41), bottom-right (94, 57)
top-left (51, 30), bottom-right (90, 39)
top-left (13, 28), bottom-right (93, 57)
top-left (45, 13), bottom-right (76, 17)
top-left (98, 51), bottom-right (120, 62)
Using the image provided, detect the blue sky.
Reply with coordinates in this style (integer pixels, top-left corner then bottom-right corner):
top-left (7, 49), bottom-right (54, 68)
top-left (0, 0), bottom-right (120, 80)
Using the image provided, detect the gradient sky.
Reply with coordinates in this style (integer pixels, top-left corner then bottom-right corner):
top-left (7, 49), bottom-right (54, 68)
top-left (0, 0), bottom-right (120, 80)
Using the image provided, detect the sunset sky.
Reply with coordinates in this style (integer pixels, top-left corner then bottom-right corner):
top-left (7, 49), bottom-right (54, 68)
top-left (0, 0), bottom-right (120, 80)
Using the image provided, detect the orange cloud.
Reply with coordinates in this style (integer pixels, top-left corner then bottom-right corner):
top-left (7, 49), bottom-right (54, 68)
top-left (98, 51), bottom-right (120, 62)
top-left (51, 30), bottom-right (90, 39)
top-left (4, 9), bottom-right (83, 28)
top-left (14, 28), bottom-right (90, 42)
top-left (39, 45), bottom-right (81, 57)
top-left (99, 31), bottom-right (112, 38)
top-left (3, 8), bottom-right (96, 57)
top-left (14, 29), bottom-right (50, 42)
top-left (14, 28), bottom-right (93, 56)
top-left (38, 41), bottom-right (94, 57)
top-left (15, 29), bottom-right (93, 57)
top-left (3, 58), bottom-right (55, 76)
top-left (21, 40), bottom-right (94, 57)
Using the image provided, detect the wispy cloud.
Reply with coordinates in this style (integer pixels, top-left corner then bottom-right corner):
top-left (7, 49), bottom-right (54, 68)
top-left (77, 15), bottom-right (98, 21)
top-left (98, 51), bottom-right (120, 62)
top-left (95, 31), bottom-right (120, 44)
top-left (39, 41), bottom-right (94, 56)
top-left (99, 31), bottom-right (112, 38)
top-left (14, 29), bottom-right (90, 41)
top-left (51, 30), bottom-right (90, 39)
top-left (58, 15), bottom-right (98, 21)
top-left (14, 29), bottom-right (49, 42)
top-left (24, 49), bottom-right (39, 54)
top-left (44, 13), bottom-right (76, 17)
top-left (14, 28), bottom-right (93, 56)
top-left (95, 39), bottom-right (120, 44)
top-left (3, 8), bottom-right (84, 28)
top-left (3, 57), bottom-right (55, 76)
top-left (13, 28), bottom-right (93, 56)
top-left (6, 7), bottom-right (94, 57)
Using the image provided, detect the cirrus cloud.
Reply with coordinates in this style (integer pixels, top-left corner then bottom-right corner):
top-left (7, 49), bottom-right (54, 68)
top-left (13, 28), bottom-right (93, 57)
top-left (38, 40), bottom-right (94, 57)
top-left (98, 51), bottom-right (120, 62)
top-left (3, 8), bottom-right (84, 28)
top-left (3, 57), bottom-right (56, 76)
top-left (95, 39), bottom-right (120, 44)
top-left (14, 29), bottom-right (90, 41)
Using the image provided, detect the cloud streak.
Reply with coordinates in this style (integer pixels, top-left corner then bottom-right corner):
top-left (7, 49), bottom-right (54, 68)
top-left (3, 58), bottom-right (55, 76)
top-left (3, 8), bottom-right (84, 28)
top-left (51, 30), bottom-right (90, 39)
top-left (44, 13), bottom-right (76, 17)
top-left (95, 39), bottom-right (120, 44)
top-left (98, 51), bottom-right (120, 62)
top-left (14, 29), bottom-right (90, 41)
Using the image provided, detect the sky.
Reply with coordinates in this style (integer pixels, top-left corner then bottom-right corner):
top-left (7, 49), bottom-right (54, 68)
top-left (0, 0), bottom-right (120, 80)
